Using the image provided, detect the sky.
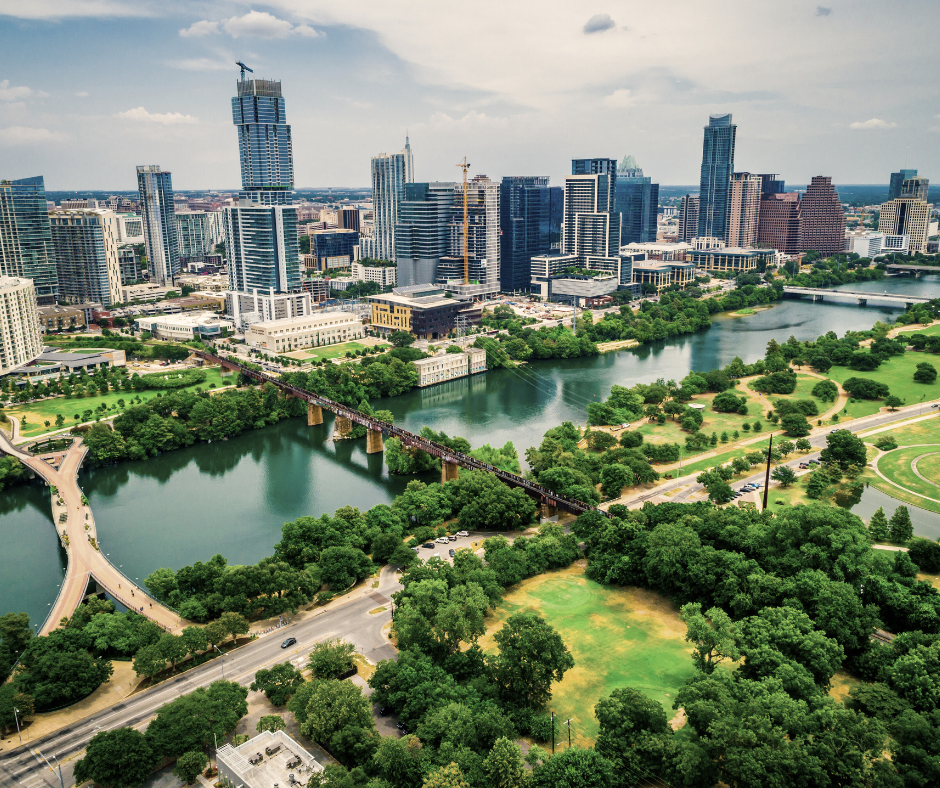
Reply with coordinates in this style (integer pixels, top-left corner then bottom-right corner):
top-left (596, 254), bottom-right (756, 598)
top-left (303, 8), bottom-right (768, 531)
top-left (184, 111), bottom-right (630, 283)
top-left (1, 1), bottom-right (938, 192)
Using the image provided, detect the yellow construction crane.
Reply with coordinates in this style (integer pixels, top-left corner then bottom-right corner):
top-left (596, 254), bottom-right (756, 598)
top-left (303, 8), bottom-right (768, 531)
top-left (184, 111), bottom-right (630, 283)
top-left (456, 157), bottom-right (471, 284)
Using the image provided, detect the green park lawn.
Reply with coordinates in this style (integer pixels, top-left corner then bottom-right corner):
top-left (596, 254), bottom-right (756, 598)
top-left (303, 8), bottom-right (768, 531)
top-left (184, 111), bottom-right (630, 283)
top-left (897, 323), bottom-right (940, 337)
top-left (5, 367), bottom-right (230, 437)
top-left (860, 413), bottom-right (940, 445)
top-left (478, 565), bottom-right (696, 745)
top-left (875, 446), bottom-right (940, 503)
top-left (303, 341), bottom-right (372, 361)
top-left (826, 350), bottom-right (940, 418)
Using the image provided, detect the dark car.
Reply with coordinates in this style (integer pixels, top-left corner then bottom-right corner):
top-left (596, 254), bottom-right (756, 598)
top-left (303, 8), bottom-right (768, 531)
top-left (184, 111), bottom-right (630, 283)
top-left (280, 637), bottom-right (297, 648)
top-left (449, 549), bottom-right (456, 557)
top-left (378, 706), bottom-right (390, 717)
top-left (422, 542), bottom-right (434, 549)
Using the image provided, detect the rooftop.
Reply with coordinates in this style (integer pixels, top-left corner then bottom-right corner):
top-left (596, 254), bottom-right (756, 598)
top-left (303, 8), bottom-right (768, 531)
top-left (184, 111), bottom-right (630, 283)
top-left (217, 730), bottom-right (321, 788)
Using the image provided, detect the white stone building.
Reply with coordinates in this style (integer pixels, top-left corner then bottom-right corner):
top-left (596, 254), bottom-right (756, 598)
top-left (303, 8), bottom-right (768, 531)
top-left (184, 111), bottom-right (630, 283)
top-left (0, 276), bottom-right (42, 374)
top-left (245, 311), bottom-right (364, 352)
top-left (413, 347), bottom-right (487, 387)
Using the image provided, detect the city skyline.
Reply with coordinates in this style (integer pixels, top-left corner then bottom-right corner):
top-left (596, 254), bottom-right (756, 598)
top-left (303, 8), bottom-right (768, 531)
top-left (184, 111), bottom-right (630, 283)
top-left (1, 2), bottom-right (938, 190)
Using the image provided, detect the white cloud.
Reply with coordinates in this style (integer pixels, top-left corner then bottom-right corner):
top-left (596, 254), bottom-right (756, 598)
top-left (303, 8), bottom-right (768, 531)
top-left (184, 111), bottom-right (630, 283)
top-left (0, 126), bottom-right (67, 145)
top-left (180, 20), bottom-right (220, 38)
top-left (0, 0), bottom-right (150, 19)
top-left (75, 91), bottom-right (90, 97)
top-left (116, 107), bottom-right (198, 125)
top-left (602, 88), bottom-right (633, 108)
top-left (220, 11), bottom-right (320, 39)
top-left (584, 14), bottom-right (616, 34)
top-left (849, 118), bottom-right (897, 130)
top-left (0, 79), bottom-right (49, 101)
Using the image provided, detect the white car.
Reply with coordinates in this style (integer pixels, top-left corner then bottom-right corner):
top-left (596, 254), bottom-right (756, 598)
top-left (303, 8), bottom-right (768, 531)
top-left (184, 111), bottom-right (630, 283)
top-left (456, 530), bottom-right (469, 537)
top-left (435, 536), bottom-right (450, 544)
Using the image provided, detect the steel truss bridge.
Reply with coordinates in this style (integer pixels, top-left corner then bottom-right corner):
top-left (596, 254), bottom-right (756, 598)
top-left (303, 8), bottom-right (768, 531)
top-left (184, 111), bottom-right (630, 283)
top-left (196, 351), bottom-right (608, 518)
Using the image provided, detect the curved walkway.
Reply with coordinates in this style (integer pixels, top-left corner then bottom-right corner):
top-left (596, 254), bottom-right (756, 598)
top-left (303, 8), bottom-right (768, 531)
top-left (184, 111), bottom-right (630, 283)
top-left (911, 452), bottom-right (940, 489)
top-left (871, 443), bottom-right (940, 506)
top-left (0, 430), bottom-right (186, 635)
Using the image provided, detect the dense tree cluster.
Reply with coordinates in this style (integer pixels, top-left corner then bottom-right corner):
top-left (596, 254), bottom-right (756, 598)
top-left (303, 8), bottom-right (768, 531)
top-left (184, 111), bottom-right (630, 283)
top-left (786, 255), bottom-right (886, 289)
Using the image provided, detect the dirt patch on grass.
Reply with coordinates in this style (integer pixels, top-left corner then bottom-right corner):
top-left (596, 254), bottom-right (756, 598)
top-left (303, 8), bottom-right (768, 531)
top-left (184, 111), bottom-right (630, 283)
top-left (829, 669), bottom-right (862, 705)
top-left (352, 653), bottom-right (376, 682)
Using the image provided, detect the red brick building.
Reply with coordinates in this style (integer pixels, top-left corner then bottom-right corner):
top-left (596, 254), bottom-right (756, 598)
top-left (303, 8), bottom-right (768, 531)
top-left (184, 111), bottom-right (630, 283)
top-left (798, 176), bottom-right (845, 256)
top-left (757, 192), bottom-right (801, 254)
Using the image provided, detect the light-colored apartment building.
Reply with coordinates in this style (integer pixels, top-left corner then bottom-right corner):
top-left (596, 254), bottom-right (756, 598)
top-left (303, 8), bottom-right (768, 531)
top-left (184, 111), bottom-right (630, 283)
top-left (245, 311), bottom-right (364, 352)
top-left (413, 347), bottom-right (487, 387)
top-left (0, 276), bottom-right (42, 373)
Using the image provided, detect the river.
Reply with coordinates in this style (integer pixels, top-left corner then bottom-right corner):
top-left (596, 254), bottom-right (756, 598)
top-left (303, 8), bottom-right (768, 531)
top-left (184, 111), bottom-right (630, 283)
top-left (3, 274), bottom-right (938, 624)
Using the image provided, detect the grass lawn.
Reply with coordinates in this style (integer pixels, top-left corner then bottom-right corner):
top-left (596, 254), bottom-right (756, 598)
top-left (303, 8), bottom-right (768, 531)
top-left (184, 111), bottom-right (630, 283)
top-left (829, 670), bottom-right (863, 705)
top-left (875, 446), bottom-right (940, 502)
top-left (827, 351), bottom-right (940, 418)
top-left (860, 413), bottom-right (940, 444)
top-left (303, 341), bottom-right (371, 361)
top-left (6, 366), bottom-right (230, 437)
top-left (674, 437), bottom-right (776, 478)
top-left (897, 323), bottom-right (940, 337)
top-left (477, 565), bottom-right (696, 745)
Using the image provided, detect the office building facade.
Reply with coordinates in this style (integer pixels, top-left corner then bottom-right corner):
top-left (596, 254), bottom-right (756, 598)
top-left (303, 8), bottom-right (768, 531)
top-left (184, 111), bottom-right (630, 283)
top-left (697, 113), bottom-right (737, 241)
top-left (727, 172), bottom-right (762, 248)
top-left (309, 229), bottom-right (359, 271)
top-left (50, 209), bottom-right (122, 307)
top-left (563, 159), bottom-right (620, 257)
top-left (371, 137), bottom-right (414, 262)
top-left (0, 176), bottom-right (58, 304)
top-left (879, 196), bottom-right (930, 253)
top-left (678, 194), bottom-right (699, 243)
top-left (799, 176), bottom-right (846, 256)
top-left (136, 165), bottom-right (179, 284)
top-left (395, 182), bottom-right (456, 287)
top-left (759, 174), bottom-right (785, 195)
top-left (888, 169), bottom-right (917, 201)
top-left (615, 156), bottom-right (659, 244)
top-left (900, 176), bottom-right (929, 202)
top-left (442, 175), bottom-right (500, 295)
top-left (232, 76), bottom-right (293, 205)
top-left (499, 176), bottom-right (562, 292)
top-left (224, 203), bottom-right (301, 293)
top-left (757, 192), bottom-right (801, 254)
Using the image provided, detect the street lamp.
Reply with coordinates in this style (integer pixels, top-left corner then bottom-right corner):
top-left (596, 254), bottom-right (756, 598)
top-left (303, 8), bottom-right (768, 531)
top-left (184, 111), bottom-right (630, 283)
top-left (214, 645), bottom-right (225, 679)
top-left (13, 706), bottom-right (21, 744)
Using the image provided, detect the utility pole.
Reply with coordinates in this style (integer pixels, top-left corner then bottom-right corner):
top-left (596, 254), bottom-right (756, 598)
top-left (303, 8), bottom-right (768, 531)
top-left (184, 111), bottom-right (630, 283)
top-left (762, 433), bottom-right (774, 510)
top-left (36, 749), bottom-right (64, 788)
top-left (551, 711), bottom-right (555, 754)
top-left (13, 706), bottom-right (21, 744)
top-left (456, 158), bottom-right (471, 284)
top-left (564, 718), bottom-right (572, 748)
top-left (214, 644), bottom-right (225, 680)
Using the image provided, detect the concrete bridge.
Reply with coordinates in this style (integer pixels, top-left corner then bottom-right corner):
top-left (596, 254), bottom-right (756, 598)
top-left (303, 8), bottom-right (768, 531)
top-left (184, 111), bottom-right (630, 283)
top-left (886, 264), bottom-right (940, 277)
top-left (197, 351), bottom-right (608, 519)
top-left (0, 431), bottom-right (184, 635)
top-left (782, 286), bottom-right (932, 308)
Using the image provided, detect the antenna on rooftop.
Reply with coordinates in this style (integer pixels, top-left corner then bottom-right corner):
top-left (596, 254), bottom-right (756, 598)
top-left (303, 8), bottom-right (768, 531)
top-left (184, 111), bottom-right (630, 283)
top-left (236, 61), bottom-right (254, 81)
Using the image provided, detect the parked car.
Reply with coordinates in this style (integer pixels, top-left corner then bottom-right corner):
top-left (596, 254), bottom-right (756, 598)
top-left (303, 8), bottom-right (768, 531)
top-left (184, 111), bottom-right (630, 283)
top-left (448, 535), bottom-right (457, 541)
top-left (449, 549), bottom-right (456, 557)
top-left (422, 542), bottom-right (434, 549)
top-left (456, 531), bottom-right (469, 537)
top-left (281, 637), bottom-right (297, 649)
top-left (378, 706), bottom-right (389, 716)
top-left (435, 536), bottom-right (450, 544)
top-left (799, 463), bottom-right (808, 469)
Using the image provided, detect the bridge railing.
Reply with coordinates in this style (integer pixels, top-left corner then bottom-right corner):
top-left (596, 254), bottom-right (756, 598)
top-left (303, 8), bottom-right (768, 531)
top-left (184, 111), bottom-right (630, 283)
top-left (196, 351), bottom-right (607, 518)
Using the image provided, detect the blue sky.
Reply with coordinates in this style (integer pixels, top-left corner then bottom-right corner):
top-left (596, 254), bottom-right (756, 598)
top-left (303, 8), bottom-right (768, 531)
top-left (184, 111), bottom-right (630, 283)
top-left (1, 1), bottom-right (938, 191)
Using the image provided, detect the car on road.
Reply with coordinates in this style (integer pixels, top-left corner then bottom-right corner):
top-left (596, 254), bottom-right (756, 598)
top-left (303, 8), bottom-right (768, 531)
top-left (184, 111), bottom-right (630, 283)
top-left (281, 637), bottom-right (297, 648)
top-left (449, 549), bottom-right (456, 557)
top-left (808, 460), bottom-right (819, 465)
top-left (435, 536), bottom-right (450, 544)
top-left (456, 530), bottom-right (469, 537)
top-left (422, 542), bottom-right (434, 548)
top-left (799, 463), bottom-right (808, 469)
top-left (448, 535), bottom-right (457, 541)
top-left (378, 706), bottom-right (390, 716)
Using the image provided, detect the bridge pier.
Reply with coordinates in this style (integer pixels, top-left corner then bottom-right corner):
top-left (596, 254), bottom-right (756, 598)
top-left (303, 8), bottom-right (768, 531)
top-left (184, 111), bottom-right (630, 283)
top-left (308, 403), bottom-right (323, 426)
top-left (366, 428), bottom-right (384, 454)
top-left (905, 302), bottom-right (914, 310)
top-left (541, 502), bottom-right (558, 520)
top-left (858, 298), bottom-right (867, 307)
top-left (441, 460), bottom-right (460, 484)
top-left (333, 416), bottom-right (352, 439)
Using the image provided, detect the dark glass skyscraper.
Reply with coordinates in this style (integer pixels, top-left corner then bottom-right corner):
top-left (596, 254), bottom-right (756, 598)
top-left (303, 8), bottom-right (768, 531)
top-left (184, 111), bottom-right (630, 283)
top-left (499, 176), bottom-right (562, 292)
top-left (888, 169), bottom-right (917, 201)
top-left (697, 113), bottom-right (737, 240)
top-left (615, 156), bottom-right (659, 244)
top-left (395, 182), bottom-right (456, 287)
top-left (232, 76), bottom-right (294, 205)
top-left (0, 176), bottom-right (58, 303)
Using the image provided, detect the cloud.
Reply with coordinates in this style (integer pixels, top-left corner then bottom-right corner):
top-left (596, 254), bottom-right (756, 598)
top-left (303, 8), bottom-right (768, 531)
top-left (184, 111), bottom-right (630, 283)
top-left (0, 0), bottom-right (150, 19)
top-left (602, 88), bottom-right (633, 108)
top-left (220, 11), bottom-right (320, 39)
top-left (0, 79), bottom-right (49, 101)
top-left (0, 126), bottom-right (67, 145)
top-left (75, 91), bottom-right (90, 97)
top-left (849, 118), bottom-right (897, 130)
top-left (815, 6), bottom-right (832, 16)
top-left (180, 20), bottom-right (220, 37)
top-left (166, 57), bottom-right (234, 72)
top-left (583, 13), bottom-right (616, 34)
top-left (116, 107), bottom-right (199, 125)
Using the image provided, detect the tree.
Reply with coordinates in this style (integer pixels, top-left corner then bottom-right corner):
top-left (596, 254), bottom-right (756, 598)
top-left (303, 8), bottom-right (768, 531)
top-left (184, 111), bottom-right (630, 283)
top-left (0, 684), bottom-right (33, 736)
top-left (600, 464), bottom-right (632, 499)
top-left (484, 737), bottom-right (526, 788)
top-left (491, 612), bottom-right (574, 708)
top-left (180, 626), bottom-right (208, 656)
top-left (706, 479), bottom-right (735, 504)
top-left (250, 662), bottom-right (305, 706)
top-left (373, 735), bottom-right (427, 788)
top-left (173, 751), bottom-right (208, 785)
top-left (679, 603), bottom-right (740, 673)
top-left (795, 438), bottom-right (812, 452)
top-left (771, 466), bottom-right (797, 487)
top-left (0, 612), bottom-right (32, 678)
top-left (74, 728), bottom-right (158, 788)
top-left (256, 714), bottom-right (287, 733)
top-left (885, 395), bottom-right (903, 410)
top-left (157, 633), bottom-right (188, 670)
top-left (889, 506), bottom-right (914, 543)
top-left (217, 611), bottom-right (250, 643)
top-left (913, 362), bottom-right (937, 384)
top-left (805, 471), bottom-right (829, 499)
top-left (132, 644), bottom-right (166, 679)
top-left (531, 746), bottom-right (614, 788)
top-left (776, 440), bottom-right (795, 457)
top-left (424, 762), bottom-right (471, 788)
top-left (868, 507), bottom-right (890, 541)
top-left (780, 413), bottom-right (810, 437)
top-left (820, 430), bottom-right (867, 471)
top-left (390, 330), bottom-right (416, 348)
top-left (842, 377), bottom-right (890, 399)
top-left (319, 546), bottom-right (374, 590)
top-left (145, 680), bottom-right (248, 759)
top-left (307, 638), bottom-right (356, 679)
top-left (595, 687), bottom-right (675, 784)
top-left (297, 679), bottom-right (375, 744)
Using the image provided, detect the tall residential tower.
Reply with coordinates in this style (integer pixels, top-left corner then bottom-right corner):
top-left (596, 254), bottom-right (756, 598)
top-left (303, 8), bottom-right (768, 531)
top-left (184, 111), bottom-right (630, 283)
top-left (0, 176), bottom-right (58, 304)
top-left (371, 138), bottom-right (414, 262)
top-left (697, 114), bottom-right (737, 241)
top-left (499, 176), bottom-right (562, 292)
top-left (136, 165), bottom-right (180, 285)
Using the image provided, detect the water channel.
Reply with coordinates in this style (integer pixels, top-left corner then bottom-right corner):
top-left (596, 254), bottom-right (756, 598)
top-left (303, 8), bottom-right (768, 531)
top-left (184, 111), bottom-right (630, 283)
top-left (3, 275), bottom-right (938, 625)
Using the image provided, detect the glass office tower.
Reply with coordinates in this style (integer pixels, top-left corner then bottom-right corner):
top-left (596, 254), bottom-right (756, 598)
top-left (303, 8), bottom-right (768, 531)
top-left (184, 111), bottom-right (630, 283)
top-left (888, 169), bottom-right (917, 201)
top-left (232, 76), bottom-right (294, 205)
top-left (136, 165), bottom-right (180, 285)
top-left (615, 156), bottom-right (659, 244)
top-left (697, 113), bottom-right (737, 241)
top-left (499, 176), bottom-right (562, 292)
top-left (0, 176), bottom-right (58, 303)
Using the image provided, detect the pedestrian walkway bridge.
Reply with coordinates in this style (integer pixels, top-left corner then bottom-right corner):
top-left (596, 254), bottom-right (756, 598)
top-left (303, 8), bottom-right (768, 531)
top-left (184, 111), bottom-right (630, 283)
top-left (782, 286), bottom-right (932, 307)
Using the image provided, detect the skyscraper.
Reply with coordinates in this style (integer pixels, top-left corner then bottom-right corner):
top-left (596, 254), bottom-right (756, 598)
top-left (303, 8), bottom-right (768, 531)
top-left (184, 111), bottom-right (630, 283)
top-left (727, 172), bottom-right (762, 247)
top-left (371, 138), bottom-right (414, 262)
top-left (678, 195), bottom-right (699, 243)
top-left (225, 204), bottom-right (301, 292)
top-left (888, 169), bottom-right (917, 200)
top-left (232, 73), bottom-right (294, 205)
top-left (799, 176), bottom-right (845, 256)
top-left (0, 176), bottom-right (58, 304)
top-left (395, 182), bottom-right (456, 287)
top-left (697, 113), bottom-right (737, 241)
top-left (439, 175), bottom-right (500, 294)
top-left (759, 174), bottom-right (785, 196)
top-left (879, 196), bottom-right (930, 253)
top-left (499, 176), bottom-right (562, 292)
top-left (615, 156), bottom-right (659, 244)
top-left (136, 166), bottom-right (180, 285)
top-left (757, 192), bottom-right (801, 253)
top-left (0, 276), bottom-right (42, 373)
top-left (50, 209), bottom-right (122, 306)
top-left (176, 210), bottom-right (209, 257)
top-left (900, 176), bottom-right (929, 202)
top-left (563, 158), bottom-right (621, 257)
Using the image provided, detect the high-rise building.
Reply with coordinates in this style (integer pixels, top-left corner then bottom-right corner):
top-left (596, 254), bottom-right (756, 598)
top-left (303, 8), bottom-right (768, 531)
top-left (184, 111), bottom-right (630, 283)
top-left (336, 207), bottom-right (361, 232)
top-left (759, 174), bottom-right (785, 196)
top-left (888, 169), bottom-right (917, 200)
top-left (879, 196), bottom-right (930, 253)
top-left (176, 210), bottom-right (209, 257)
top-left (224, 203), bottom-right (301, 293)
top-left (0, 176), bottom-right (58, 304)
top-left (563, 159), bottom-right (621, 258)
top-left (799, 176), bottom-right (846, 256)
top-left (901, 176), bottom-right (929, 202)
top-left (232, 73), bottom-right (294, 205)
top-left (439, 175), bottom-right (500, 295)
top-left (371, 138), bottom-right (414, 263)
top-left (678, 195), bottom-right (699, 243)
top-left (395, 182), bottom-right (456, 287)
top-left (136, 165), bottom-right (180, 284)
top-left (727, 172), bottom-right (762, 248)
top-left (615, 156), bottom-right (659, 244)
top-left (0, 276), bottom-right (42, 373)
top-left (499, 176), bottom-right (562, 292)
top-left (757, 192), bottom-right (801, 254)
top-left (50, 209), bottom-right (122, 306)
top-left (697, 113), bottom-right (737, 241)
top-left (205, 210), bottom-right (226, 252)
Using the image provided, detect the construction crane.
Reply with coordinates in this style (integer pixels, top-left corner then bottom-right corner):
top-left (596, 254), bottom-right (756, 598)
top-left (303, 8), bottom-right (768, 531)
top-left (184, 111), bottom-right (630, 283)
top-left (236, 61), bottom-right (254, 81)
top-left (456, 157), bottom-right (471, 284)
